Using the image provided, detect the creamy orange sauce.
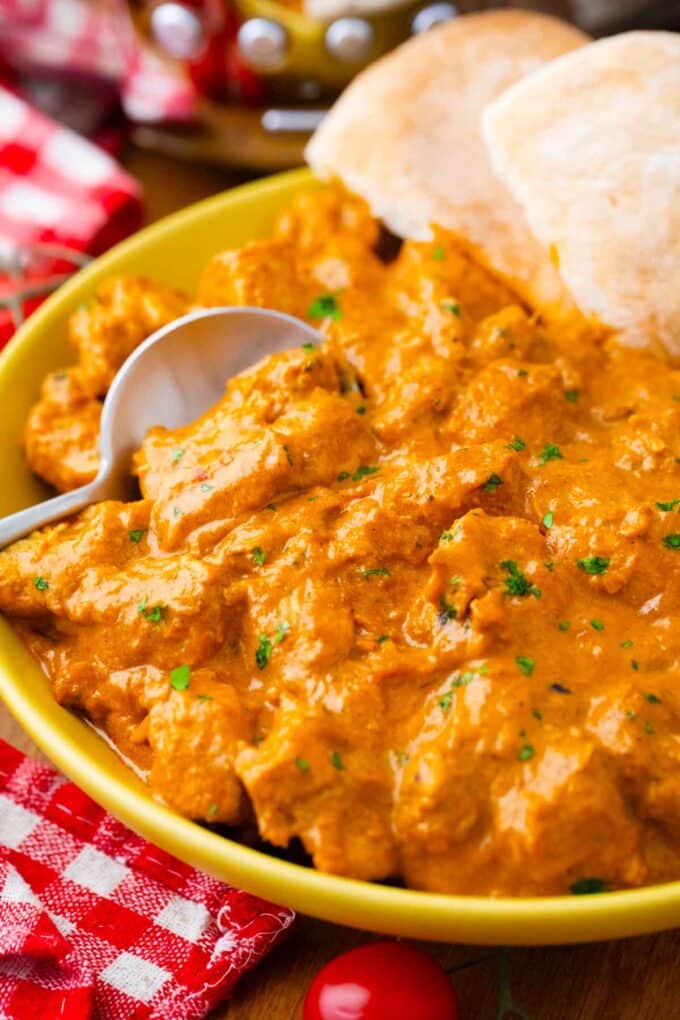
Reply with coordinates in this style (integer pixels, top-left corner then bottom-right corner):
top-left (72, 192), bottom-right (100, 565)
top-left (2, 187), bottom-right (680, 896)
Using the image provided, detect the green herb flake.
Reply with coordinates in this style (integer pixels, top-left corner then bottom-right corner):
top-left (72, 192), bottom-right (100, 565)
top-left (518, 368), bottom-right (529, 378)
top-left (337, 471), bottom-right (351, 481)
top-left (656, 499), bottom-right (680, 512)
top-left (625, 709), bottom-right (637, 721)
top-left (662, 533), bottom-right (680, 550)
top-left (274, 621), bottom-right (290, 644)
top-left (538, 442), bottom-right (563, 466)
top-left (620, 639), bottom-right (634, 648)
top-left (431, 245), bottom-right (446, 261)
top-left (439, 691), bottom-right (454, 712)
top-left (295, 757), bottom-right (311, 772)
top-left (255, 634), bottom-right (272, 670)
top-left (441, 300), bottom-right (461, 317)
top-left (308, 293), bottom-right (341, 321)
top-left (518, 744), bottom-right (535, 762)
top-left (482, 473), bottom-right (503, 493)
top-left (351, 464), bottom-right (380, 482)
top-left (170, 664), bottom-right (191, 691)
top-left (532, 708), bottom-right (543, 721)
top-left (631, 659), bottom-right (640, 671)
top-left (392, 749), bottom-right (410, 766)
top-left (564, 389), bottom-right (580, 403)
top-left (544, 561), bottom-right (555, 572)
top-left (200, 483), bottom-right (214, 492)
top-left (541, 511), bottom-right (554, 529)
top-left (196, 694), bottom-right (212, 702)
top-left (283, 444), bottom-right (293, 465)
top-left (439, 531), bottom-right (455, 543)
top-left (138, 599), bottom-right (165, 624)
top-left (507, 436), bottom-right (526, 452)
top-left (590, 619), bottom-right (605, 631)
top-left (644, 721), bottom-right (655, 735)
top-left (356, 404), bottom-right (366, 415)
top-left (500, 560), bottom-right (541, 599)
top-left (571, 878), bottom-right (608, 895)
top-left (558, 620), bottom-right (571, 632)
top-left (171, 448), bottom-right (185, 464)
top-left (330, 751), bottom-right (345, 771)
top-left (438, 596), bottom-right (457, 621)
top-left (516, 656), bottom-right (535, 677)
top-left (577, 555), bottom-right (610, 575)
top-left (252, 546), bottom-right (266, 566)
top-left (644, 692), bottom-right (662, 704)
top-left (301, 341), bottom-right (316, 353)
top-left (362, 566), bottom-right (391, 579)
top-left (173, 506), bottom-right (182, 518)
top-left (207, 803), bottom-right (218, 818)
top-left (376, 634), bottom-right (389, 644)
top-left (266, 503), bottom-right (277, 512)
top-left (33, 576), bottom-right (49, 592)
top-left (128, 529), bottom-right (146, 543)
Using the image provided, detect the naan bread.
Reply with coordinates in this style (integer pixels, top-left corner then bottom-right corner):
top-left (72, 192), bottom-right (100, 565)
top-left (306, 10), bottom-right (588, 319)
top-left (484, 31), bottom-right (680, 355)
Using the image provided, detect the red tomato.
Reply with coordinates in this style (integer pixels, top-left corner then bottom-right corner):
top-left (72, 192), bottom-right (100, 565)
top-left (303, 941), bottom-right (460, 1020)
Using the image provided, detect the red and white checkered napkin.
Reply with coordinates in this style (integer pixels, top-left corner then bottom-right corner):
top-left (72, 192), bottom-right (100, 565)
top-left (0, 739), bottom-right (294, 1020)
top-left (0, 85), bottom-right (143, 348)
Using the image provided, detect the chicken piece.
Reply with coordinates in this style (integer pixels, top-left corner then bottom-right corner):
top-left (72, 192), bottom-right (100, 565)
top-left (25, 368), bottom-right (101, 491)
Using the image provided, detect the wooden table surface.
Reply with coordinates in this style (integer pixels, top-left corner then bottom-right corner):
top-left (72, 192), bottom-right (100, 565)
top-left (1, 146), bottom-right (678, 1020)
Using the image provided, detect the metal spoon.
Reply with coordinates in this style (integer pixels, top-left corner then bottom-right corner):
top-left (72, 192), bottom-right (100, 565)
top-left (0, 306), bottom-right (321, 549)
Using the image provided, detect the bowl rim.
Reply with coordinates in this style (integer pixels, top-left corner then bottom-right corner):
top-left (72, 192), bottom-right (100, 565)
top-left (2, 167), bottom-right (679, 945)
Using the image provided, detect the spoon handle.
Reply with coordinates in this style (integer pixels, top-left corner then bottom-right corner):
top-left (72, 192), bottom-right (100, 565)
top-left (0, 481), bottom-right (101, 550)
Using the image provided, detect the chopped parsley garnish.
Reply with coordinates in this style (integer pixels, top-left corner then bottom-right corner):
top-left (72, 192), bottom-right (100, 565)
top-left (550, 682), bottom-right (573, 694)
top-left (501, 560), bottom-right (541, 599)
top-left (564, 389), bottom-right (580, 403)
top-left (439, 691), bottom-right (454, 712)
top-left (631, 659), bottom-right (639, 671)
top-left (620, 639), bottom-right (633, 648)
top-left (482, 473), bottom-right (503, 493)
top-left (577, 555), bottom-right (610, 575)
top-left (516, 656), bottom-right (535, 677)
top-left (590, 619), bottom-right (605, 631)
top-left (170, 665), bottom-right (191, 691)
top-left (518, 744), bottom-right (535, 762)
top-left (308, 293), bottom-right (341, 321)
top-left (351, 464), bottom-right (379, 482)
top-left (200, 483), bottom-right (214, 492)
top-left (274, 621), bottom-right (289, 644)
top-left (644, 721), bottom-right (655, 735)
top-left (207, 803), bottom-right (218, 818)
top-left (362, 566), bottom-right (391, 579)
top-left (625, 709), bottom-right (637, 721)
top-left (283, 444), bottom-right (293, 465)
top-left (295, 757), bottom-right (310, 772)
top-left (196, 694), bottom-right (212, 702)
top-left (376, 634), bottom-right (389, 643)
top-left (255, 634), bottom-right (272, 670)
top-left (252, 546), bottom-right (266, 566)
top-left (507, 436), bottom-right (526, 452)
top-left (532, 708), bottom-right (543, 721)
top-left (450, 576), bottom-right (461, 586)
top-left (544, 561), bottom-right (555, 572)
top-left (337, 471), bottom-right (350, 481)
top-left (571, 878), bottom-right (608, 895)
top-left (128, 529), bottom-right (146, 543)
top-left (173, 506), bottom-right (182, 518)
top-left (266, 503), bottom-right (277, 512)
top-left (438, 672), bottom-right (474, 711)
top-left (171, 448), bottom-right (185, 464)
top-left (656, 499), bottom-right (680, 511)
top-left (438, 596), bottom-right (457, 622)
top-left (644, 692), bottom-right (661, 704)
top-left (138, 598), bottom-right (165, 623)
top-left (330, 751), bottom-right (345, 770)
top-left (431, 245), bottom-right (446, 261)
top-left (541, 511), bottom-right (554, 529)
top-left (391, 750), bottom-right (410, 766)
top-left (441, 300), bottom-right (461, 317)
top-left (517, 368), bottom-right (529, 378)
top-left (557, 620), bottom-right (571, 632)
top-left (662, 533), bottom-right (680, 549)
top-left (33, 576), bottom-right (49, 591)
top-left (301, 341), bottom-right (316, 353)
top-left (439, 531), bottom-right (455, 543)
top-left (538, 442), bottom-right (563, 465)
top-left (356, 404), bottom-right (366, 415)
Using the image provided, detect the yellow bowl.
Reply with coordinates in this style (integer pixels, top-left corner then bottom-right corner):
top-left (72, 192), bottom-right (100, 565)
top-left (1, 168), bottom-right (679, 945)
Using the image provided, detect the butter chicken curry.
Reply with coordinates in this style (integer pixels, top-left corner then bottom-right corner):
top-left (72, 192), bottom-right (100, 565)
top-left (1, 188), bottom-right (679, 897)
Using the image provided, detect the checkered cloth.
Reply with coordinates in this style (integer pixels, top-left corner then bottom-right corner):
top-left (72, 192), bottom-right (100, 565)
top-left (0, 85), bottom-right (143, 348)
top-left (0, 739), bottom-right (294, 1020)
top-left (0, 0), bottom-right (198, 123)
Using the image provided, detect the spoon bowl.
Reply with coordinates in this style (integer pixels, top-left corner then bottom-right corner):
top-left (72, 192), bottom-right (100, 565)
top-left (0, 306), bottom-right (321, 548)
